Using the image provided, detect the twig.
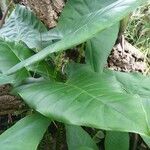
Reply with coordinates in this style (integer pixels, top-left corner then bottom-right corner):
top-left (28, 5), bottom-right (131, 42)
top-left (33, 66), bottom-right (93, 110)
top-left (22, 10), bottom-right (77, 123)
top-left (0, 0), bottom-right (13, 28)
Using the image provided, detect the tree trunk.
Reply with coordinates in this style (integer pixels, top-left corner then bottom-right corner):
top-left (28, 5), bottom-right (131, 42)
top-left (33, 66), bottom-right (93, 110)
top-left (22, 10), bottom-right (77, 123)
top-left (0, 84), bottom-right (25, 115)
top-left (25, 0), bottom-right (65, 28)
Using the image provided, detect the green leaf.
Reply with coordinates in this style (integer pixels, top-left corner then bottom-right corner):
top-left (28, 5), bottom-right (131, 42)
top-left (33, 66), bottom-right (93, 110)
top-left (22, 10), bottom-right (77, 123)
top-left (58, 0), bottom-right (119, 72)
top-left (0, 74), bottom-right (14, 85)
top-left (66, 125), bottom-right (98, 150)
top-left (78, 147), bottom-right (94, 150)
top-left (17, 65), bottom-right (150, 137)
top-left (85, 24), bottom-right (119, 72)
top-left (0, 39), bottom-right (54, 84)
top-left (112, 71), bottom-right (150, 127)
top-left (111, 71), bottom-right (150, 148)
top-left (6, 0), bottom-right (147, 75)
top-left (28, 61), bottom-right (55, 80)
top-left (57, 0), bottom-right (118, 31)
top-left (105, 131), bottom-right (129, 150)
top-left (0, 113), bottom-right (50, 150)
top-left (141, 136), bottom-right (150, 147)
top-left (41, 0), bottom-right (119, 42)
top-left (0, 39), bottom-right (30, 84)
top-left (0, 5), bottom-right (47, 49)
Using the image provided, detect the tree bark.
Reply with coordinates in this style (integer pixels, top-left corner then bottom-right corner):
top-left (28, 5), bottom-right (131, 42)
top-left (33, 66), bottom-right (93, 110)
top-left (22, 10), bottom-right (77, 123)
top-left (25, 0), bottom-right (65, 28)
top-left (0, 84), bottom-right (26, 115)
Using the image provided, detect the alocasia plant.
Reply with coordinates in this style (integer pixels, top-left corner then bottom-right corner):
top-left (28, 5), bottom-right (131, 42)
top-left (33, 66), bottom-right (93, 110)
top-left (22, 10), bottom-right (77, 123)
top-left (0, 0), bottom-right (149, 149)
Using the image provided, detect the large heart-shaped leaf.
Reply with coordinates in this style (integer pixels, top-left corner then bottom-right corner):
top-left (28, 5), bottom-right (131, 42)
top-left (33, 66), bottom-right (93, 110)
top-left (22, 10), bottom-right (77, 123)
top-left (6, 0), bottom-right (147, 75)
top-left (0, 39), bottom-right (54, 84)
top-left (0, 5), bottom-right (47, 49)
top-left (0, 113), bottom-right (50, 150)
top-left (17, 64), bottom-right (150, 137)
top-left (66, 125), bottom-right (98, 150)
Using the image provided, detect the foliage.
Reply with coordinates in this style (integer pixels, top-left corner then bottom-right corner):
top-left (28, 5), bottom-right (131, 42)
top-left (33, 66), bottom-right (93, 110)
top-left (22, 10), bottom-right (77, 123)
top-left (125, 2), bottom-right (150, 74)
top-left (0, 0), bottom-right (150, 149)
top-left (66, 125), bottom-right (98, 150)
top-left (0, 5), bottom-right (47, 49)
top-left (105, 131), bottom-right (129, 150)
top-left (125, 3), bottom-right (150, 52)
top-left (0, 113), bottom-right (50, 150)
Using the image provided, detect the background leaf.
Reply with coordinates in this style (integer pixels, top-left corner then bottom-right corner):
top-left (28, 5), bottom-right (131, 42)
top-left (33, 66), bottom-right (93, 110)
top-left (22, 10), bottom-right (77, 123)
top-left (141, 136), bottom-right (150, 147)
top-left (66, 125), bottom-right (98, 150)
top-left (6, 0), bottom-right (147, 75)
top-left (57, 0), bottom-right (119, 72)
top-left (85, 25), bottom-right (119, 72)
top-left (105, 131), bottom-right (129, 150)
top-left (0, 113), bottom-right (50, 150)
top-left (0, 39), bottom-right (30, 84)
top-left (0, 39), bottom-right (54, 84)
top-left (0, 5), bottom-right (47, 49)
top-left (0, 74), bottom-right (14, 85)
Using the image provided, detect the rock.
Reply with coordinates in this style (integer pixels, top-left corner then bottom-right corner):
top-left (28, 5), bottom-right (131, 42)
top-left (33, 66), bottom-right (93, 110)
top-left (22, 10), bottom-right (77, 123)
top-left (107, 40), bottom-right (147, 73)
